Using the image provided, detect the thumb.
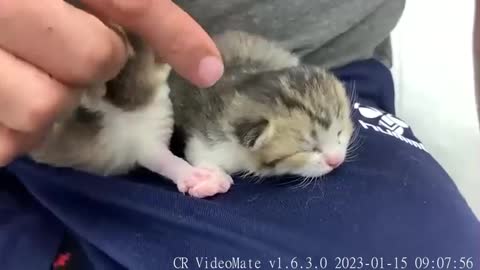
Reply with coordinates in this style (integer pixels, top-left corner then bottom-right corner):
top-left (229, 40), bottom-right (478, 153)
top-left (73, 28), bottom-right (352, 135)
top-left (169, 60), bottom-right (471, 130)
top-left (81, 0), bottom-right (224, 88)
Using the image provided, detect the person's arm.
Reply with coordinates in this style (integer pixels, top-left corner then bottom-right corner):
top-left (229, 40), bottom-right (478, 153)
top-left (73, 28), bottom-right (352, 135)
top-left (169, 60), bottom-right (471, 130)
top-left (473, 0), bottom-right (480, 126)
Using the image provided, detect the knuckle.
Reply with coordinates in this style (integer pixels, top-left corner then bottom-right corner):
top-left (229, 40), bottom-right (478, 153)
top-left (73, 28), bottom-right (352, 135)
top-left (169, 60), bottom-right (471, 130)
top-left (23, 90), bottom-right (63, 131)
top-left (76, 38), bottom-right (116, 82)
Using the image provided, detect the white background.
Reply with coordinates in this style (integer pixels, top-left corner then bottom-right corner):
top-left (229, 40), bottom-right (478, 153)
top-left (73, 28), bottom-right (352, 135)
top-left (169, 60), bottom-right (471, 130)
top-left (391, 0), bottom-right (479, 217)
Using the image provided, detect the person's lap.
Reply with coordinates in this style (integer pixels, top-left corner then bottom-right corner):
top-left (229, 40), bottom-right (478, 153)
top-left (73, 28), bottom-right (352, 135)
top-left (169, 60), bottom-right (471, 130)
top-left (1, 59), bottom-right (478, 270)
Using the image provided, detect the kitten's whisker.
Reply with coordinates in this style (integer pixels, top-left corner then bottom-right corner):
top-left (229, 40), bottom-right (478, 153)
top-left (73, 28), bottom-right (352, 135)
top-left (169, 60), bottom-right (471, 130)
top-left (299, 177), bottom-right (311, 190)
top-left (347, 129), bottom-right (360, 147)
top-left (295, 177), bottom-right (309, 190)
top-left (347, 141), bottom-right (362, 152)
top-left (350, 127), bottom-right (361, 141)
top-left (347, 146), bottom-right (362, 157)
top-left (347, 145), bottom-right (358, 155)
top-left (249, 172), bottom-right (263, 184)
top-left (346, 148), bottom-right (361, 161)
top-left (302, 177), bottom-right (311, 189)
top-left (346, 152), bottom-right (359, 159)
top-left (288, 178), bottom-right (303, 190)
top-left (313, 177), bottom-right (320, 189)
top-left (294, 176), bottom-right (315, 190)
top-left (280, 177), bottom-right (303, 187)
top-left (306, 177), bottom-right (316, 190)
top-left (345, 155), bottom-right (359, 162)
top-left (297, 176), bottom-right (316, 190)
top-left (346, 149), bottom-right (359, 156)
top-left (349, 80), bottom-right (359, 106)
top-left (238, 170), bottom-right (254, 181)
top-left (348, 138), bottom-right (364, 152)
top-left (347, 133), bottom-right (363, 153)
top-left (347, 80), bottom-right (359, 117)
top-left (239, 171), bottom-right (265, 184)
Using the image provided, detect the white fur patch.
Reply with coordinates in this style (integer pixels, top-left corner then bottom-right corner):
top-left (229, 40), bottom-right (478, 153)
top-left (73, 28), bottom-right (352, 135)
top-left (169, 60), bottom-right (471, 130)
top-left (185, 135), bottom-right (257, 174)
top-left (84, 83), bottom-right (174, 175)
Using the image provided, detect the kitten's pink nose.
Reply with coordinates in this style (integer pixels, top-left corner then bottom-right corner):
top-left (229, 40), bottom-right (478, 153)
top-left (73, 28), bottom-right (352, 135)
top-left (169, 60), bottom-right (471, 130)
top-left (325, 155), bottom-right (344, 168)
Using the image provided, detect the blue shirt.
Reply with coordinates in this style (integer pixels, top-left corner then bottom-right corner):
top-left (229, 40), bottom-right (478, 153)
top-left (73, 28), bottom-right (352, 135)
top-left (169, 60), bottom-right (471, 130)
top-left (1, 59), bottom-right (479, 270)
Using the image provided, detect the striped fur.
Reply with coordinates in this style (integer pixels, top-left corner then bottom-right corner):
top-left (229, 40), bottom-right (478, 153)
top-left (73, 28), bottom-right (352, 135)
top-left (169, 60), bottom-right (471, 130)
top-left (169, 31), bottom-right (354, 177)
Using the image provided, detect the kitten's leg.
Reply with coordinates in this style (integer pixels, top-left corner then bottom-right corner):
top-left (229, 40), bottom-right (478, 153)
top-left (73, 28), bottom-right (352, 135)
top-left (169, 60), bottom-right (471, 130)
top-left (140, 146), bottom-right (233, 198)
top-left (182, 136), bottom-right (239, 196)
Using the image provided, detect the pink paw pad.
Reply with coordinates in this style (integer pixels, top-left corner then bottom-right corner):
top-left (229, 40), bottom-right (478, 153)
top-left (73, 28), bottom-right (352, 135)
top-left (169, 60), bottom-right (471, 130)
top-left (177, 167), bottom-right (233, 198)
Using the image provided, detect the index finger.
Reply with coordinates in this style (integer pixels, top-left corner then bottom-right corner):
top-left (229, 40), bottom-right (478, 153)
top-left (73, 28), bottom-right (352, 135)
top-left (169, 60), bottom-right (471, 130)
top-left (82, 0), bottom-right (224, 88)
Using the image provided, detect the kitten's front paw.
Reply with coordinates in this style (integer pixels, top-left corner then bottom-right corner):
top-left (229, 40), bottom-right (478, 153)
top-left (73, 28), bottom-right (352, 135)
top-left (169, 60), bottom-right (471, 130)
top-left (177, 166), bottom-right (233, 198)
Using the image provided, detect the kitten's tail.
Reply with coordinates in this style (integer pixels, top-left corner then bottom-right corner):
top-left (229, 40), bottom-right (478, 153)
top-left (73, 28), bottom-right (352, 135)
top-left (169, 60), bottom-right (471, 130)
top-left (213, 30), bottom-right (299, 71)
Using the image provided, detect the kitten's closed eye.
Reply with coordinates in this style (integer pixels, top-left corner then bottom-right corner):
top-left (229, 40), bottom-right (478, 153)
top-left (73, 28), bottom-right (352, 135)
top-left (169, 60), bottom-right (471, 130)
top-left (300, 136), bottom-right (322, 153)
top-left (264, 152), bottom-right (299, 167)
top-left (300, 142), bottom-right (321, 153)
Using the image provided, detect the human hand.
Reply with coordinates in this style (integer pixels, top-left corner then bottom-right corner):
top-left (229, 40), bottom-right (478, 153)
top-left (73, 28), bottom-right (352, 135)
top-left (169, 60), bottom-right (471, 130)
top-left (0, 0), bottom-right (223, 166)
top-left (0, 0), bottom-right (128, 166)
top-left (81, 0), bottom-right (224, 87)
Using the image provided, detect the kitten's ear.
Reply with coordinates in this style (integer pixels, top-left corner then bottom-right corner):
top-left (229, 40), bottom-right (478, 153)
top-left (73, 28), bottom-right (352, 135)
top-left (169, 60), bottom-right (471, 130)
top-left (233, 118), bottom-right (275, 150)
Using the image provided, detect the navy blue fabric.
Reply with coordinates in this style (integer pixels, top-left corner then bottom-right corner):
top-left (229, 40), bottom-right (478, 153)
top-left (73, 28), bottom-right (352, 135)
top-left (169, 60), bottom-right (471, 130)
top-left (1, 59), bottom-right (479, 270)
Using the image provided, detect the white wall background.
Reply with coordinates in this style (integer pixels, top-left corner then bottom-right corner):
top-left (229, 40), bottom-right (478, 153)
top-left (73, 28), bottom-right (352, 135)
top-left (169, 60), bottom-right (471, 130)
top-left (391, 0), bottom-right (480, 217)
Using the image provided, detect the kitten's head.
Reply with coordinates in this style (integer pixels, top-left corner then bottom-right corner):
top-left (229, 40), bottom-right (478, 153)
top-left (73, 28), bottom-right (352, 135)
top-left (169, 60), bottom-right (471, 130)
top-left (231, 65), bottom-right (354, 177)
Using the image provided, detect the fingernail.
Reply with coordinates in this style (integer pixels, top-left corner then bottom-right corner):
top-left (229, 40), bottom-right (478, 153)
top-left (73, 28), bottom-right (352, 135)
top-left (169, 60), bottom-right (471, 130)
top-left (197, 56), bottom-right (224, 88)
